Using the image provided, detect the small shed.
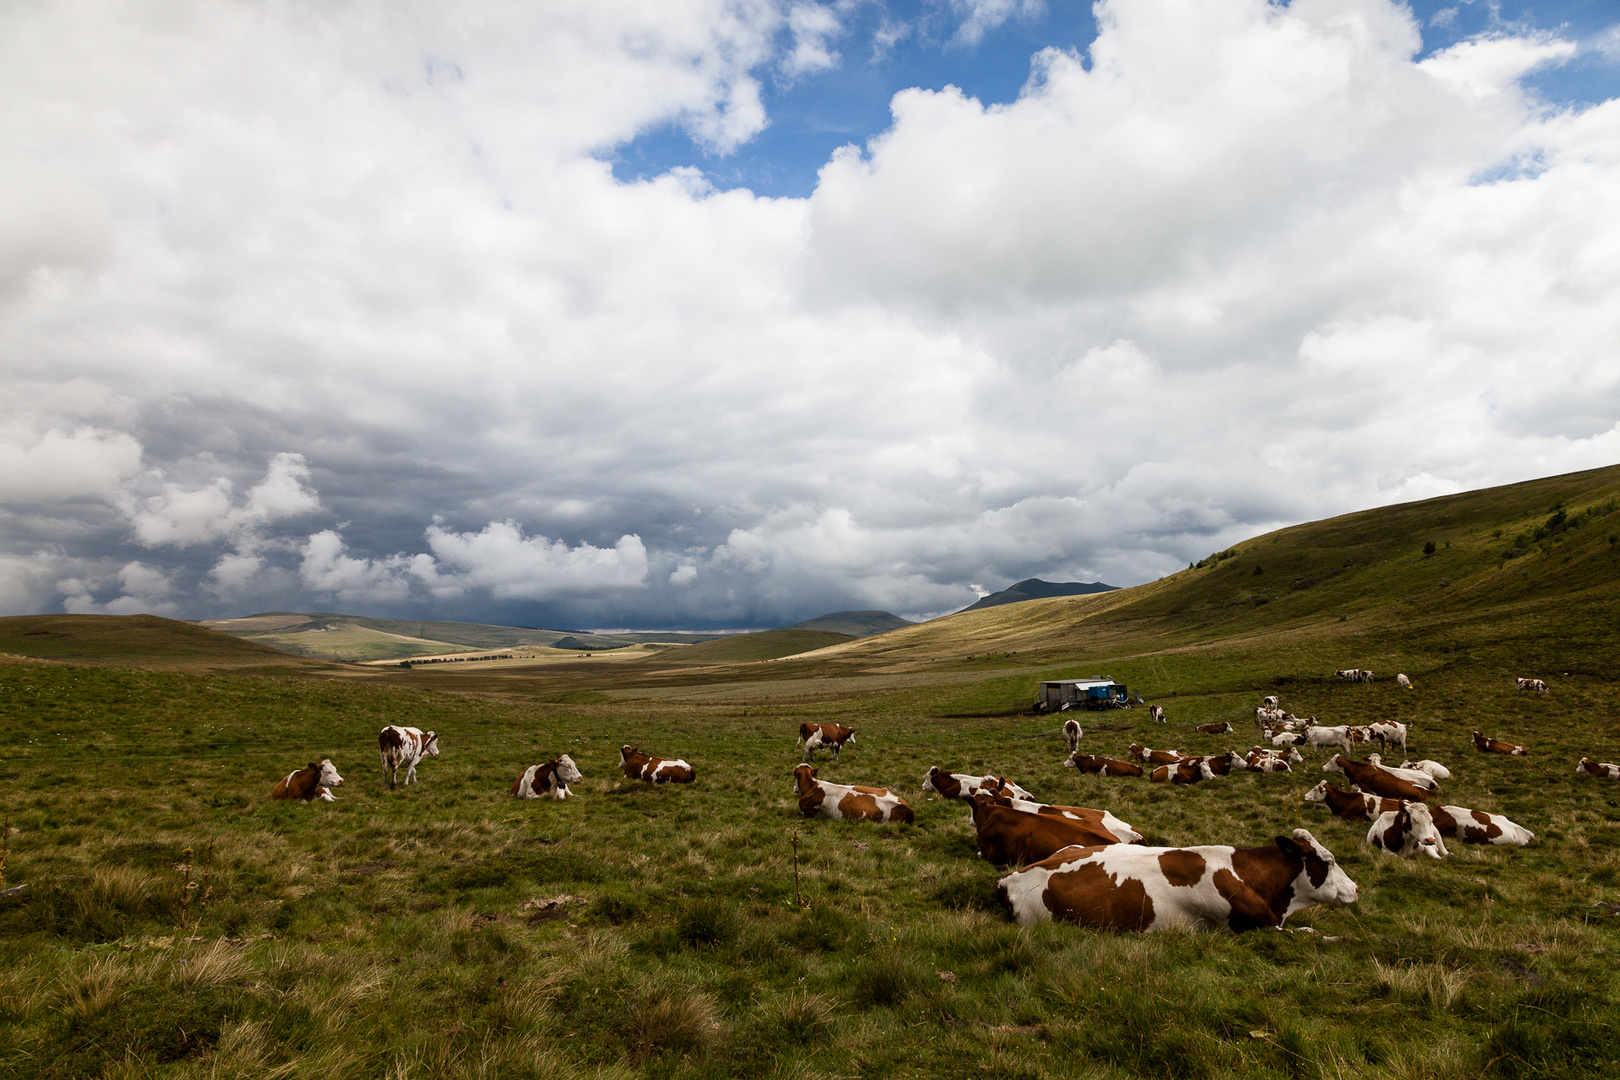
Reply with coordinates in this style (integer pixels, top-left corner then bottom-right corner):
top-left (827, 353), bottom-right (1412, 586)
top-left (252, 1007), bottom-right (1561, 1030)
top-left (1036, 677), bottom-right (1127, 712)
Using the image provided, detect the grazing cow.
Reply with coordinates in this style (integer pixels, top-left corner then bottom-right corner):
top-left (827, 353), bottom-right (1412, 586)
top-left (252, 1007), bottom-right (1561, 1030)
top-left (799, 722), bottom-right (856, 763)
top-left (1516, 677), bottom-right (1549, 694)
top-left (271, 759), bottom-right (344, 802)
top-left (1243, 749), bottom-right (1293, 774)
top-left (1262, 695), bottom-right (1280, 709)
top-left (1304, 725), bottom-right (1355, 757)
top-left (1400, 759), bottom-right (1451, 781)
top-left (1197, 721), bottom-right (1233, 735)
top-left (1128, 744), bottom-right (1184, 765)
top-left (1062, 719), bottom-right (1084, 753)
top-left (1577, 758), bottom-right (1620, 780)
top-left (1429, 804), bottom-right (1535, 846)
top-left (621, 745), bottom-right (696, 783)
top-left (379, 726), bottom-right (439, 790)
top-left (1303, 780), bottom-right (1402, 821)
top-left (1396, 673), bottom-right (1412, 690)
top-left (970, 796), bottom-right (1137, 865)
top-left (996, 829), bottom-right (1358, 931)
top-left (794, 764), bottom-right (911, 823)
top-left (1366, 722), bottom-right (1408, 753)
top-left (1151, 759), bottom-right (1215, 784)
top-left (1473, 731), bottom-right (1527, 756)
top-left (1323, 755), bottom-right (1430, 801)
top-left (1367, 802), bottom-right (1448, 859)
top-left (1148, 704), bottom-right (1166, 724)
top-left (511, 754), bottom-right (583, 800)
top-left (921, 768), bottom-right (1033, 802)
top-left (1064, 753), bottom-right (1145, 778)
top-left (1335, 669), bottom-right (1360, 682)
top-left (1363, 754), bottom-right (1438, 791)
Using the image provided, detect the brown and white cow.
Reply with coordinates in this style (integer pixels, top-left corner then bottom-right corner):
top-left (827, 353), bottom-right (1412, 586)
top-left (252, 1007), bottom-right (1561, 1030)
top-left (1261, 695), bottom-right (1280, 709)
top-left (996, 828), bottom-right (1358, 931)
top-left (512, 754), bottom-right (583, 799)
top-left (379, 726), bottom-right (438, 789)
top-left (1148, 704), bottom-right (1166, 724)
top-left (921, 768), bottom-right (1033, 802)
top-left (621, 745), bottom-right (696, 783)
top-left (1578, 758), bottom-right (1620, 780)
top-left (1061, 718), bottom-right (1084, 753)
top-left (1428, 804), bottom-right (1535, 846)
top-left (795, 764), bottom-right (912, 823)
top-left (1365, 722), bottom-right (1408, 753)
top-left (1473, 731), bottom-right (1526, 756)
top-left (1151, 759), bottom-right (1216, 784)
top-left (970, 792), bottom-right (1142, 842)
top-left (1303, 780), bottom-right (1402, 821)
top-left (1400, 759), bottom-right (1451, 781)
top-left (1322, 756), bottom-right (1430, 801)
top-left (1128, 744), bottom-right (1185, 765)
top-left (1197, 721), bottom-right (1233, 735)
top-left (1367, 802), bottom-right (1448, 859)
top-left (970, 795), bottom-right (1138, 865)
top-left (1516, 677), bottom-right (1549, 694)
top-left (798, 722), bottom-right (856, 763)
top-left (271, 759), bottom-right (344, 802)
top-left (1063, 753), bottom-right (1144, 778)
top-left (1243, 749), bottom-right (1293, 774)
top-left (1363, 754), bottom-right (1438, 791)
top-left (1251, 745), bottom-right (1304, 765)
top-left (1335, 669), bottom-right (1361, 682)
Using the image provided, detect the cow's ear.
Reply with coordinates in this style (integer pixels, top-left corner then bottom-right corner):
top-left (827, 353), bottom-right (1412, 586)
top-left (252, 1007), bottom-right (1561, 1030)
top-left (1274, 836), bottom-right (1305, 858)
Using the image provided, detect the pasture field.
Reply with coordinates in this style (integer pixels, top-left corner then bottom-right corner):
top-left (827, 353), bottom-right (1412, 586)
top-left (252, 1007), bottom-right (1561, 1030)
top-left (3, 465), bottom-right (1620, 1079)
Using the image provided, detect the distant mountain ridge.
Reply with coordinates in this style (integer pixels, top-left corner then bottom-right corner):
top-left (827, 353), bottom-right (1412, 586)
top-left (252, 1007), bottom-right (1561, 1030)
top-left (787, 610), bottom-right (915, 638)
top-left (958, 578), bottom-right (1117, 613)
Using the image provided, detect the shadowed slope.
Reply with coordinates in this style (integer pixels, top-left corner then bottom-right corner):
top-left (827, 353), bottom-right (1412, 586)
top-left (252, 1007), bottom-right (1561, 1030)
top-left (0, 615), bottom-right (347, 674)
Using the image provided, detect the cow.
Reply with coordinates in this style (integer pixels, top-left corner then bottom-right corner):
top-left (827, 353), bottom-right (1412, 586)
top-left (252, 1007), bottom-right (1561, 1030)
top-left (1400, 759), bottom-right (1451, 781)
top-left (1516, 677), bottom-right (1549, 694)
top-left (1303, 780), bottom-right (1403, 821)
top-left (1304, 725), bottom-right (1355, 757)
top-left (1243, 750), bottom-right (1293, 774)
top-left (1473, 731), bottom-right (1526, 756)
top-left (1366, 722), bottom-right (1408, 753)
top-left (969, 792), bottom-right (1142, 842)
top-left (1323, 755), bottom-right (1430, 801)
top-left (1251, 745), bottom-right (1304, 765)
top-left (1128, 744), bottom-right (1184, 765)
top-left (970, 796), bottom-right (1137, 865)
top-left (1428, 804), bottom-right (1535, 846)
top-left (511, 754), bottom-right (583, 799)
top-left (1335, 669), bottom-right (1361, 682)
top-left (1367, 802), bottom-right (1448, 859)
top-left (996, 828), bottom-right (1358, 931)
top-left (1064, 753), bottom-right (1145, 778)
top-left (1363, 754), bottom-right (1439, 791)
top-left (1148, 704), bottom-right (1166, 724)
top-left (621, 745), bottom-right (696, 783)
top-left (799, 722), bottom-right (856, 763)
top-left (1151, 759), bottom-right (1215, 784)
top-left (379, 726), bottom-right (438, 790)
top-left (1577, 758), bottom-right (1620, 780)
top-left (271, 759), bottom-right (344, 802)
top-left (1062, 718), bottom-right (1084, 753)
top-left (1255, 706), bottom-right (1287, 729)
top-left (794, 764), bottom-right (911, 823)
top-left (1197, 721), bottom-right (1233, 735)
top-left (1271, 731), bottom-right (1307, 748)
top-left (922, 768), bottom-right (1033, 802)
top-left (1261, 695), bottom-right (1280, 709)
top-left (1396, 673), bottom-right (1412, 690)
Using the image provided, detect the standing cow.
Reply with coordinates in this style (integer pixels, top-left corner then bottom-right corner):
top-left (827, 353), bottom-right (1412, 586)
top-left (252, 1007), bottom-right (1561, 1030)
top-left (1062, 718), bottom-right (1084, 753)
top-left (379, 726), bottom-right (439, 789)
top-left (799, 722), bottom-right (856, 763)
top-left (1148, 705), bottom-right (1166, 724)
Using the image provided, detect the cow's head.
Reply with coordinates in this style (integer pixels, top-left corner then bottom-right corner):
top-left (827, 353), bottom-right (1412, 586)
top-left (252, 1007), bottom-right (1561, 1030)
top-left (1277, 829), bottom-right (1359, 915)
top-left (318, 759), bottom-right (345, 788)
top-left (555, 754), bottom-right (583, 785)
top-left (1404, 803), bottom-right (1447, 859)
top-left (423, 732), bottom-right (440, 756)
top-left (1302, 780), bottom-right (1332, 803)
top-left (793, 763), bottom-right (818, 795)
top-left (1322, 756), bottom-right (1348, 775)
top-left (620, 745), bottom-right (637, 764)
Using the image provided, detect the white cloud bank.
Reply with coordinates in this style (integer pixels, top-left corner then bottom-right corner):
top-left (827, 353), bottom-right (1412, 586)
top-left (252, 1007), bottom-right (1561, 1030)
top-left (1, 0), bottom-right (1618, 626)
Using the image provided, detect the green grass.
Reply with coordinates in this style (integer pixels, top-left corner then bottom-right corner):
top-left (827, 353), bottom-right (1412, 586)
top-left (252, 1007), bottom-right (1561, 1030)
top-left (3, 465), bottom-right (1620, 1077)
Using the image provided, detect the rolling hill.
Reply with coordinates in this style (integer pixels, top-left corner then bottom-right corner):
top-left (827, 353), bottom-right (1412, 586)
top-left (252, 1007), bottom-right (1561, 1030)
top-left (956, 578), bottom-right (1117, 612)
top-left (787, 610), bottom-right (914, 637)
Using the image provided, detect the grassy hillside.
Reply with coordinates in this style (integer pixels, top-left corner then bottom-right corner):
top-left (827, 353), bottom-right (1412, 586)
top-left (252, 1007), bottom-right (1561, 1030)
top-left (3, 466), bottom-right (1620, 1078)
top-left (789, 610), bottom-right (915, 638)
top-left (0, 615), bottom-right (339, 675)
top-left (958, 577), bottom-right (1117, 612)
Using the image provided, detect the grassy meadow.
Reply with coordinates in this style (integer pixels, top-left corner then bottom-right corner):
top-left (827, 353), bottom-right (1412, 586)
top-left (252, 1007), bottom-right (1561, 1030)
top-left (4, 466), bottom-right (1620, 1079)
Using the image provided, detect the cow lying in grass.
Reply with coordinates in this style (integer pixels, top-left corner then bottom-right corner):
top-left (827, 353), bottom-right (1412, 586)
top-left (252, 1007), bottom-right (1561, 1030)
top-left (969, 793), bottom-right (1141, 865)
top-left (1474, 731), bottom-right (1527, 756)
top-left (1363, 755), bottom-right (1439, 791)
top-left (1517, 677), bottom-right (1549, 694)
top-left (795, 764), bottom-right (912, 823)
top-left (271, 759), bottom-right (344, 802)
top-left (1306, 782), bottom-right (1533, 845)
top-left (1129, 744), bottom-right (1184, 765)
top-left (1063, 753), bottom-right (1144, 777)
top-left (620, 745), bottom-right (696, 783)
top-left (1197, 721), bottom-right (1234, 735)
top-left (1401, 759), bottom-right (1451, 780)
top-left (1368, 802), bottom-right (1447, 859)
top-left (1323, 756), bottom-right (1430, 801)
top-left (1304, 781), bottom-right (1401, 821)
top-left (996, 829), bottom-right (1358, 931)
top-left (512, 754), bottom-right (583, 799)
top-left (1578, 758), bottom-right (1620, 780)
top-left (921, 767), bottom-right (1033, 802)
top-left (1244, 748), bottom-right (1295, 773)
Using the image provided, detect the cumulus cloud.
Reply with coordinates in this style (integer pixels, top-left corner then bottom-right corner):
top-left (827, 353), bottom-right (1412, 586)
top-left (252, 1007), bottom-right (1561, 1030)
top-left (0, 0), bottom-right (1617, 627)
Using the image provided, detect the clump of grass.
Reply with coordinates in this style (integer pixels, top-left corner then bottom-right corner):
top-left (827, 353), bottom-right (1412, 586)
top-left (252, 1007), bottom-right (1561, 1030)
top-left (771, 991), bottom-right (835, 1043)
top-left (850, 950), bottom-right (923, 1008)
top-left (675, 897), bottom-right (738, 949)
top-left (617, 985), bottom-right (722, 1062)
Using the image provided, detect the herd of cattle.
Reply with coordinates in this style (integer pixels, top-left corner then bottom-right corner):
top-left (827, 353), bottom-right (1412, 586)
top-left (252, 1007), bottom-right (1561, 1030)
top-left (268, 675), bottom-right (1612, 934)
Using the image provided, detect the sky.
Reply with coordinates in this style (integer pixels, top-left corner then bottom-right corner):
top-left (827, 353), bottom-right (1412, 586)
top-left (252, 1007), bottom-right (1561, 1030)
top-left (2, 0), bottom-right (1618, 631)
